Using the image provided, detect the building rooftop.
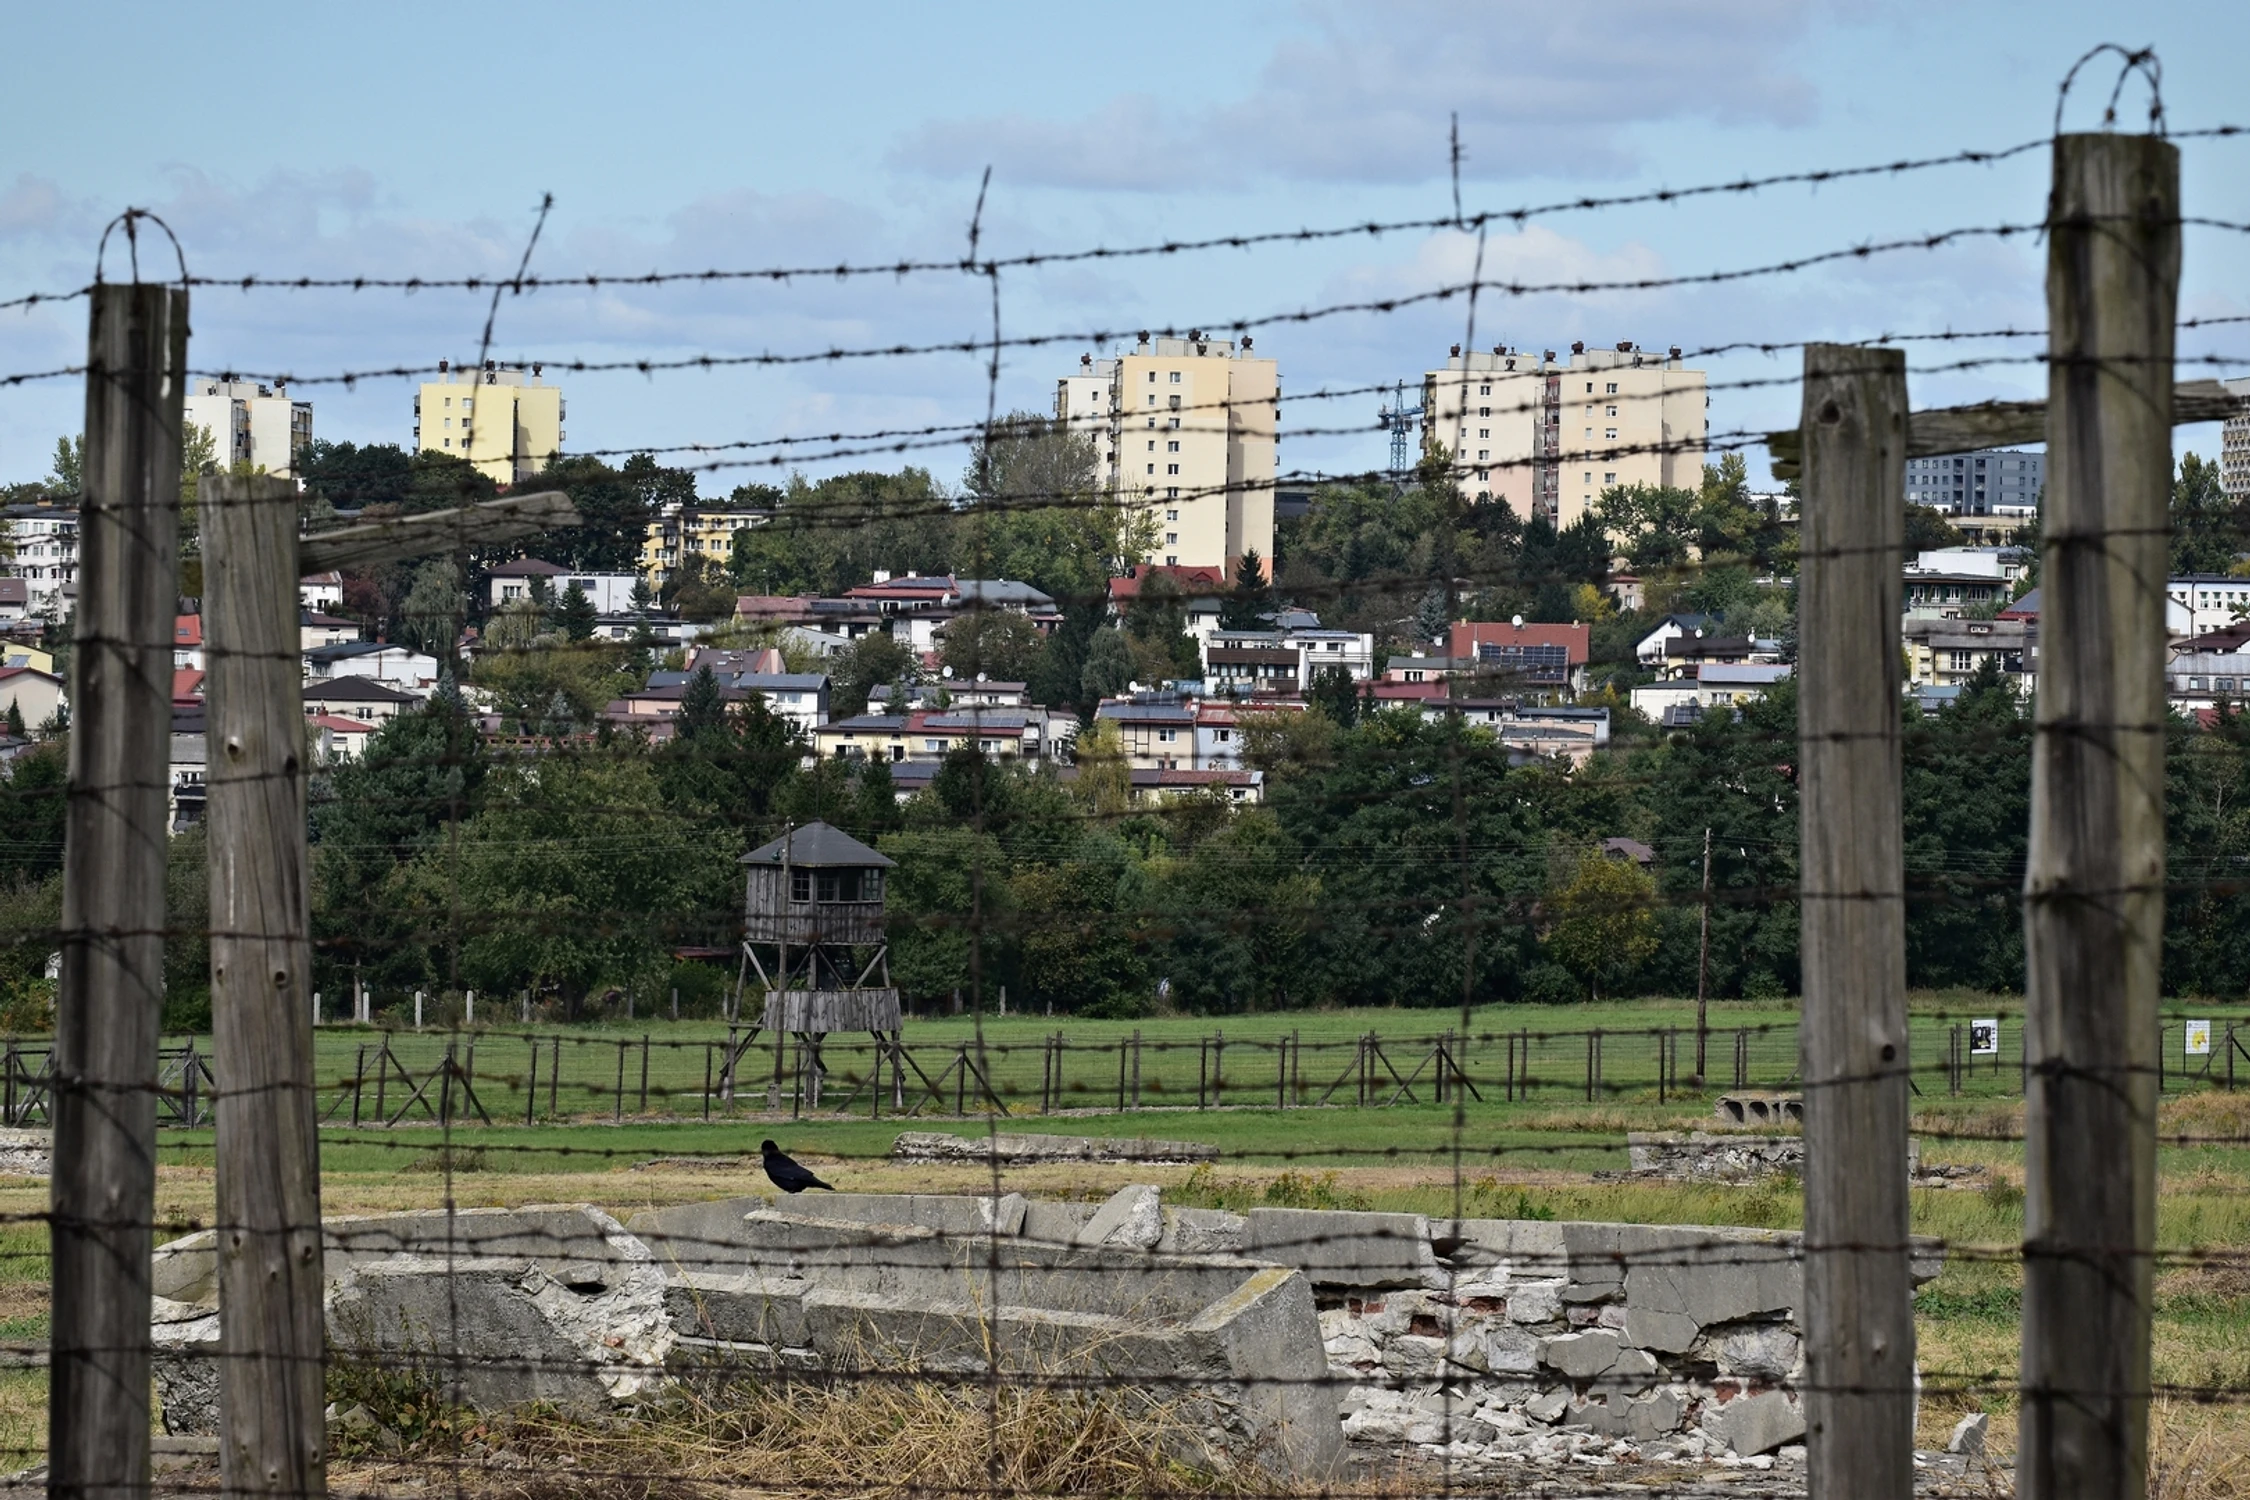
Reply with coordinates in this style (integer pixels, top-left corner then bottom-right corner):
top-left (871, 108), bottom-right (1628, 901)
top-left (739, 820), bottom-right (895, 870)
top-left (302, 675), bottom-right (418, 702)
top-left (487, 558), bottom-right (568, 577)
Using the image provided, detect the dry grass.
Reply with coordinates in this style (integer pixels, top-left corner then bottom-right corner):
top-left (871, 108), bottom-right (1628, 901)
top-left (331, 1370), bottom-right (1265, 1500)
top-left (2149, 1399), bottom-right (2250, 1500)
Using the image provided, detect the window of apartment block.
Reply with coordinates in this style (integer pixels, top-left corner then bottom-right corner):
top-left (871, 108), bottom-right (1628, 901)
top-left (1478, 428), bottom-right (1489, 438)
top-left (1169, 371), bottom-right (1182, 383)
top-left (1480, 383), bottom-right (1491, 394)
top-left (1169, 417), bottom-right (1180, 429)
top-left (1166, 464), bottom-right (1179, 474)
top-left (1148, 371), bottom-right (1157, 383)
top-left (1147, 464), bottom-right (1156, 475)
top-left (1606, 382), bottom-right (1618, 394)
top-left (1604, 472), bottom-right (1617, 484)
top-left (1606, 405), bottom-right (1618, 417)
top-left (1165, 555), bottom-right (1177, 565)
top-left (1166, 509), bottom-right (1178, 520)
top-left (1479, 406), bottom-right (1490, 417)
top-left (1168, 395), bottom-right (1181, 409)
top-left (1166, 487), bottom-right (1180, 498)
top-left (1605, 428), bottom-right (1618, 440)
top-left (1166, 532), bottom-right (1178, 544)
top-left (1167, 440), bottom-right (1180, 451)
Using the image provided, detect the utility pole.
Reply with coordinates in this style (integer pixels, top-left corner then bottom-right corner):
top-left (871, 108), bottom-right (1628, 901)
top-left (51, 280), bottom-right (186, 1500)
top-left (204, 474), bottom-right (325, 1500)
top-left (1797, 342), bottom-right (1914, 1500)
top-left (1694, 826), bottom-right (1713, 1083)
top-left (2020, 132), bottom-right (2177, 1500)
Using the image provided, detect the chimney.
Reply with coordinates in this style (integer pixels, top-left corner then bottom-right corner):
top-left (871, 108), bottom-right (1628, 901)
top-left (1571, 341), bottom-right (1585, 355)
top-left (1669, 345), bottom-right (1682, 359)
top-left (1450, 344), bottom-right (1461, 357)
top-left (439, 358), bottom-right (449, 373)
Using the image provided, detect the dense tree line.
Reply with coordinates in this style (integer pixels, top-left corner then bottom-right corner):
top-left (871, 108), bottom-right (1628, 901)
top-left (15, 662), bottom-right (2250, 1026)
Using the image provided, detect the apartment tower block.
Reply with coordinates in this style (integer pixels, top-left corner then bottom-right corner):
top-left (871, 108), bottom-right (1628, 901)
top-left (1423, 341), bottom-right (1705, 528)
top-left (1056, 333), bottom-right (1277, 573)
top-left (413, 360), bottom-right (565, 485)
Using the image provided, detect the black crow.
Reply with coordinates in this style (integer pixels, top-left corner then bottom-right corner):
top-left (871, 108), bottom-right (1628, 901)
top-left (760, 1139), bottom-right (834, 1193)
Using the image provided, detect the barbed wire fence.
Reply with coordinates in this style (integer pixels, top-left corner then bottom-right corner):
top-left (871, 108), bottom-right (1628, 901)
top-left (0, 50), bottom-right (2246, 1500)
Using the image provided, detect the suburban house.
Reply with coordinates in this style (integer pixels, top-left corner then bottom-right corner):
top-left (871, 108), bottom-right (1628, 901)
top-left (1203, 626), bottom-right (1375, 688)
top-left (622, 671), bottom-right (831, 736)
top-left (1106, 564), bottom-right (1231, 648)
top-left (0, 579), bottom-right (30, 624)
top-left (1901, 617), bottom-right (2035, 692)
top-left (2167, 575), bottom-right (2250, 638)
top-left (0, 666), bottom-right (64, 730)
top-left (300, 610), bottom-right (359, 651)
top-left (1093, 697), bottom-right (1199, 770)
top-left (1901, 546), bottom-right (2033, 621)
top-left (3, 642), bottom-right (56, 675)
top-left (1128, 767), bottom-right (1264, 806)
top-left (311, 713), bottom-right (380, 763)
top-left (302, 676), bottom-right (419, 726)
top-left (870, 679), bottom-right (1029, 711)
top-left (814, 714), bottom-right (911, 763)
top-left (2167, 651), bottom-right (2250, 713)
top-left (487, 557), bottom-right (568, 605)
top-left (1634, 613), bottom-right (1718, 668)
top-left (298, 571), bottom-right (344, 611)
top-left (173, 614), bottom-right (204, 671)
top-left (1630, 663), bottom-right (1792, 722)
top-left (1447, 620), bottom-right (1593, 698)
top-left (303, 642), bottom-right (439, 693)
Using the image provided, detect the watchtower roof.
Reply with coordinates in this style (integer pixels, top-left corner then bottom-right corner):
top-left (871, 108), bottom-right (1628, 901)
top-left (740, 821), bottom-right (895, 870)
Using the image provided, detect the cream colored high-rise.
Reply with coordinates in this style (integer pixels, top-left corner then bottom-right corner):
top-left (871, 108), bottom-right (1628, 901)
top-left (413, 360), bottom-right (565, 485)
top-left (183, 379), bottom-right (313, 477)
top-left (1423, 341), bottom-right (1705, 528)
top-left (1054, 334), bottom-right (1276, 573)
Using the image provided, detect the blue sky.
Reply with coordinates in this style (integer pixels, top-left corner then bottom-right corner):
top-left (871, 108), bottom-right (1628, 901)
top-left (2, 0), bottom-right (2244, 489)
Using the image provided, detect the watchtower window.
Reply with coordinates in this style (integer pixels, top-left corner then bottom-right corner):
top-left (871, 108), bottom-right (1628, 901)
top-left (810, 869), bottom-right (879, 903)
top-left (791, 871), bottom-right (811, 902)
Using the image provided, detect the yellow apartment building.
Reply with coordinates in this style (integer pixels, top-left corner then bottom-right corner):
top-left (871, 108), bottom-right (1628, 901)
top-left (1055, 333), bottom-right (1277, 574)
top-left (413, 360), bottom-right (564, 485)
top-left (1424, 341), bottom-right (1705, 528)
top-left (640, 502), bottom-right (774, 584)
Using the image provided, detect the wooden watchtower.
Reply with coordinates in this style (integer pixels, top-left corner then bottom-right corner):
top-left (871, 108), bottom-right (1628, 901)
top-left (735, 822), bottom-right (900, 1107)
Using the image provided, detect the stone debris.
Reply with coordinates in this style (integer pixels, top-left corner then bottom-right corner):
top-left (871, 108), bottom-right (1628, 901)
top-left (889, 1131), bottom-right (1218, 1165)
top-left (1947, 1412), bottom-right (1988, 1455)
top-left (0, 1130), bottom-right (50, 1177)
top-left (145, 1186), bottom-right (1951, 1484)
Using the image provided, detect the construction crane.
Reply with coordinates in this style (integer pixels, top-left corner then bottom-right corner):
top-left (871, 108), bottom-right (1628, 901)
top-left (1376, 379), bottom-right (1425, 483)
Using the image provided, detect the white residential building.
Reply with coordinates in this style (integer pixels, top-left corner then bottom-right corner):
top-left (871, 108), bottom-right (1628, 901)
top-left (183, 379), bottom-right (312, 477)
top-left (2169, 575), bottom-right (2250, 638)
top-left (1, 504), bottom-right (77, 614)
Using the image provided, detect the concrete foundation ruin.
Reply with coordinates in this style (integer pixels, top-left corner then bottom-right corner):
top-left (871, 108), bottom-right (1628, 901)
top-left (148, 1183), bottom-right (1944, 1478)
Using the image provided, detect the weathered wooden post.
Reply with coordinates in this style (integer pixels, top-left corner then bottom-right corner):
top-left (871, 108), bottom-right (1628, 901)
top-left (1797, 343), bottom-right (1914, 1500)
top-left (51, 279), bottom-right (185, 1500)
top-left (2021, 130), bottom-right (2177, 1500)
top-left (205, 473), bottom-right (327, 1500)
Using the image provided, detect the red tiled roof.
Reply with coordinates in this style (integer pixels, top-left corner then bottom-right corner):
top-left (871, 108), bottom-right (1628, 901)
top-left (174, 614), bottom-right (202, 647)
top-left (1448, 620), bottom-right (1590, 666)
top-left (172, 668), bottom-right (205, 701)
top-left (1106, 564), bottom-right (1230, 602)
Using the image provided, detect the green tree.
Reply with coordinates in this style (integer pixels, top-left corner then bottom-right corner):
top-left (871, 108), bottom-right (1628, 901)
top-left (1545, 848), bottom-right (1661, 1000)
top-left (1903, 505), bottom-right (1965, 553)
top-left (2170, 452), bottom-right (2239, 577)
top-left (48, 435), bottom-right (84, 493)
top-left (831, 631), bottom-right (918, 718)
top-left (1158, 811), bottom-right (1321, 1013)
top-left (1079, 627), bottom-right (1135, 700)
top-left (677, 664), bottom-right (728, 739)
top-left (555, 580), bottom-right (597, 641)
top-left (1308, 664), bottom-right (1363, 728)
top-left (940, 608), bottom-right (1045, 685)
top-left (1217, 549), bottom-right (1273, 630)
top-left (399, 557), bottom-right (465, 659)
top-left (3, 700), bottom-right (23, 739)
top-left (0, 741), bottom-right (67, 881)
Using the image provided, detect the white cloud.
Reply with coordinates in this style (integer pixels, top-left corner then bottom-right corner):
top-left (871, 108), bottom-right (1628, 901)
top-left (892, 0), bottom-right (1817, 189)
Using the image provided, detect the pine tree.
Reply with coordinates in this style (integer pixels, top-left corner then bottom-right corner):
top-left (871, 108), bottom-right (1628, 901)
top-left (1218, 548), bottom-right (1273, 631)
top-left (678, 663), bottom-right (728, 740)
top-left (3, 700), bottom-right (24, 739)
top-left (556, 580), bottom-right (597, 641)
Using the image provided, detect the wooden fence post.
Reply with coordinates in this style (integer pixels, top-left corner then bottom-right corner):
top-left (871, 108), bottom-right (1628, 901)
top-left (2020, 130), bottom-right (2178, 1500)
top-left (51, 279), bottom-right (186, 1500)
top-left (1797, 341), bottom-right (1914, 1500)
top-left (205, 473), bottom-right (327, 1500)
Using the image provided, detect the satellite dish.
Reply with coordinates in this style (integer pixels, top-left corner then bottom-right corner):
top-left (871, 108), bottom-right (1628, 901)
top-left (941, 665), bottom-right (954, 679)
top-left (1511, 614), bottom-right (1525, 628)
top-left (977, 672), bottom-right (989, 683)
